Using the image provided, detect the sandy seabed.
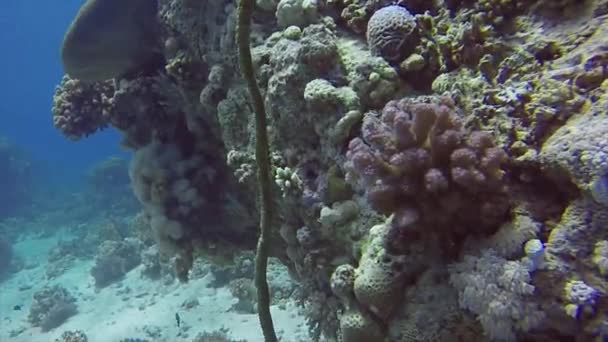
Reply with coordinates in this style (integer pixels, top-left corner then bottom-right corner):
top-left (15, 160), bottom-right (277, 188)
top-left (0, 235), bottom-right (310, 342)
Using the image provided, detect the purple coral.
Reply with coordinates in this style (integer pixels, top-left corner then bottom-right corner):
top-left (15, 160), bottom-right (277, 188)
top-left (345, 96), bottom-right (509, 243)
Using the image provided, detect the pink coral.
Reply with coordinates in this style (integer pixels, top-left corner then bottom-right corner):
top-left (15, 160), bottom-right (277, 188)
top-left (345, 95), bottom-right (509, 246)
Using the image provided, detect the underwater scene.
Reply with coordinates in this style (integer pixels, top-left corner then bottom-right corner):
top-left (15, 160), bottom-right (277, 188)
top-left (1, 0), bottom-right (608, 341)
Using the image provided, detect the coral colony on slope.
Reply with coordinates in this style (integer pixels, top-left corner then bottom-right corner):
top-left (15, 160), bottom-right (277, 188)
top-left (2, 0), bottom-right (608, 341)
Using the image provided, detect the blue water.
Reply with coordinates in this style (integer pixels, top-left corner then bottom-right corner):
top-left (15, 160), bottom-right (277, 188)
top-left (0, 0), bottom-right (128, 185)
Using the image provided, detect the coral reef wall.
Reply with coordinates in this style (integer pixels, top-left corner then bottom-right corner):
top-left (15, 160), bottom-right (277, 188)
top-left (54, 0), bottom-right (608, 340)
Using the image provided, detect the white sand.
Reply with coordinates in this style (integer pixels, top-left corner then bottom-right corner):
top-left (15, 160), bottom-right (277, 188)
top-left (0, 236), bottom-right (309, 342)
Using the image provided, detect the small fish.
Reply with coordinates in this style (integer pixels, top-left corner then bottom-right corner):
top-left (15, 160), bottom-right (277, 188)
top-left (175, 312), bottom-right (180, 328)
top-left (13, 305), bottom-right (21, 311)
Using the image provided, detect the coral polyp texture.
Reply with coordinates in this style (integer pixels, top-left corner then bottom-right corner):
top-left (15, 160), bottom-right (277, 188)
top-left (366, 5), bottom-right (417, 62)
top-left (51, 76), bottom-right (115, 140)
top-left (345, 95), bottom-right (509, 240)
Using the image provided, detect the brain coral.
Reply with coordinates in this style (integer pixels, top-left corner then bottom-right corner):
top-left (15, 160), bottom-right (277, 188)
top-left (366, 5), bottom-right (418, 62)
top-left (330, 264), bottom-right (357, 304)
top-left (345, 95), bottom-right (509, 244)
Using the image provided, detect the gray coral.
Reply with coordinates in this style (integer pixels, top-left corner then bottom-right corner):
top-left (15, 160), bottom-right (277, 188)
top-left (449, 249), bottom-right (545, 341)
top-left (91, 238), bottom-right (142, 287)
top-left (28, 285), bottom-right (78, 332)
top-left (55, 330), bottom-right (88, 342)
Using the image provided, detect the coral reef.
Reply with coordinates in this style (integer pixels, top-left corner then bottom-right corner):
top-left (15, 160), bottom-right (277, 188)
top-left (28, 285), bottom-right (78, 331)
top-left (192, 328), bottom-right (246, 342)
top-left (51, 76), bottom-right (115, 140)
top-left (228, 278), bottom-right (257, 313)
top-left (449, 249), bottom-right (544, 341)
top-left (129, 140), bottom-right (256, 271)
top-left (55, 330), bottom-right (88, 342)
top-left (541, 93), bottom-right (608, 195)
top-left (276, 0), bottom-right (319, 28)
top-left (90, 238), bottom-right (143, 288)
top-left (52, 0), bottom-right (608, 340)
top-left (345, 95), bottom-right (509, 243)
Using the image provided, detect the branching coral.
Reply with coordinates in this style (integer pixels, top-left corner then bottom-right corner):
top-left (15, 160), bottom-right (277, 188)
top-left (345, 95), bottom-right (510, 245)
top-left (55, 330), bottom-right (88, 342)
top-left (449, 249), bottom-right (545, 341)
top-left (51, 76), bottom-right (115, 140)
